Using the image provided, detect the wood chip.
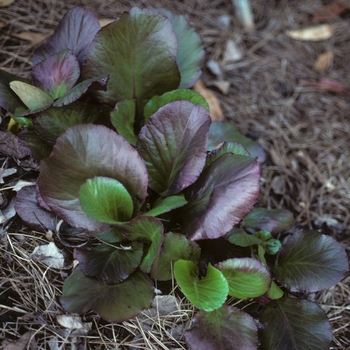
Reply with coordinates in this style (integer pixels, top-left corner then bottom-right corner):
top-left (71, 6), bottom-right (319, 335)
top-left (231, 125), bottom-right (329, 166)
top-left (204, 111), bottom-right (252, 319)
top-left (314, 51), bottom-right (334, 71)
top-left (193, 79), bottom-right (223, 121)
top-left (0, 0), bottom-right (15, 7)
top-left (312, 1), bottom-right (349, 24)
top-left (12, 32), bottom-right (48, 44)
top-left (286, 24), bottom-right (334, 41)
top-left (99, 18), bottom-right (115, 27)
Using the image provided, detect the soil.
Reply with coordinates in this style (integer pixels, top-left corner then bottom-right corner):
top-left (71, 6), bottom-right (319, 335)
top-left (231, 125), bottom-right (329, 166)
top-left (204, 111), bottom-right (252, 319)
top-left (0, 0), bottom-right (349, 349)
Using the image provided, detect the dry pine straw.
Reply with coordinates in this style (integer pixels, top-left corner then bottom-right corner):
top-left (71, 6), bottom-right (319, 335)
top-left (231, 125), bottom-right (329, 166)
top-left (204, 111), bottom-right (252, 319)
top-left (0, 0), bottom-right (349, 348)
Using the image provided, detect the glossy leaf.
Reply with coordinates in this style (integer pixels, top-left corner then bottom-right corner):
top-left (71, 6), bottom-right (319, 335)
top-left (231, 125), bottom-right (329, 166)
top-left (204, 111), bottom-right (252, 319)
top-left (206, 141), bottom-right (251, 168)
top-left (243, 207), bottom-right (294, 234)
top-left (183, 153), bottom-right (260, 240)
top-left (10, 81), bottom-right (53, 111)
top-left (143, 194), bottom-right (187, 217)
top-left (157, 8), bottom-right (204, 89)
top-left (33, 7), bottom-right (100, 66)
top-left (123, 216), bottom-right (164, 273)
top-left (74, 241), bottom-right (143, 284)
top-left (14, 185), bottom-right (56, 232)
top-left (32, 50), bottom-right (80, 99)
top-left (259, 298), bottom-right (332, 350)
top-left (137, 101), bottom-right (211, 196)
top-left (226, 228), bottom-right (263, 247)
top-left (151, 232), bottom-right (201, 281)
top-left (53, 75), bottom-right (108, 107)
top-left (38, 124), bottom-right (148, 231)
top-left (208, 121), bottom-right (266, 163)
top-left (174, 260), bottom-right (228, 311)
top-left (110, 99), bottom-right (137, 146)
top-left (185, 305), bottom-right (258, 350)
top-left (144, 89), bottom-right (209, 121)
top-left (0, 69), bottom-right (27, 113)
top-left (18, 129), bottom-right (53, 161)
top-left (79, 176), bottom-right (134, 224)
top-left (267, 281), bottom-right (284, 299)
top-left (34, 103), bottom-right (103, 142)
top-left (215, 258), bottom-right (271, 299)
top-left (274, 230), bottom-right (348, 292)
top-left (60, 268), bottom-right (154, 322)
top-left (82, 7), bottom-right (180, 116)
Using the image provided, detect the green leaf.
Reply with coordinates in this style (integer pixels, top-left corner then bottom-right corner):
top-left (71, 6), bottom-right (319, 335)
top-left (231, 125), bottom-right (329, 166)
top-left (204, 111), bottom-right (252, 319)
top-left (156, 9), bottom-right (204, 89)
top-left (215, 258), bottom-right (271, 299)
top-left (144, 89), bottom-right (209, 121)
top-left (144, 194), bottom-right (187, 217)
top-left (243, 207), bottom-right (294, 234)
top-left (206, 142), bottom-right (251, 168)
top-left (60, 268), bottom-right (154, 323)
top-left (110, 99), bottom-right (137, 146)
top-left (74, 241), bottom-right (144, 284)
top-left (267, 281), bottom-right (284, 299)
top-left (185, 305), bottom-right (258, 350)
top-left (80, 176), bottom-right (133, 224)
top-left (137, 101), bottom-right (211, 196)
top-left (18, 129), bottom-right (53, 161)
top-left (226, 228), bottom-right (263, 247)
top-left (123, 216), bottom-right (164, 273)
top-left (34, 103), bottom-right (104, 143)
top-left (151, 232), bottom-right (201, 281)
top-left (82, 7), bottom-right (180, 120)
top-left (260, 298), bottom-right (332, 350)
top-left (208, 121), bottom-right (266, 163)
top-left (274, 230), bottom-right (348, 292)
top-left (174, 260), bottom-right (228, 311)
top-left (9, 81), bottom-right (53, 111)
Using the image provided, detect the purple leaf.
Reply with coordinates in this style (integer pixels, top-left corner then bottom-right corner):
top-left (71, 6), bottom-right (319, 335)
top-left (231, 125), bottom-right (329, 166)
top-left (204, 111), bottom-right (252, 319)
top-left (60, 268), bottom-right (154, 323)
top-left (32, 50), bottom-right (80, 99)
top-left (82, 7), bottom-right (180, 115)
top-left (33, 7), bottom-right (100, 67)
top-left (137, 101), bottom-right (211, 196)
top-left (38, 124), bottom-right (148, 231)
top-left (185, 305), bottom-right (258, 350)
top-left (259, 298), bottom-right (332, 350)
top-left (183, 153), bottom-right (260, 240)
top-left (14, 185), bottom-right (57, 232)
top-left (74, 241), bottom-right (144, 284)
top-left (274, 230), bottom-right (348, 292)
top-left (0, 69), bottom-right (27, 113)
top-left (243, 207), bottom-right (294, 234)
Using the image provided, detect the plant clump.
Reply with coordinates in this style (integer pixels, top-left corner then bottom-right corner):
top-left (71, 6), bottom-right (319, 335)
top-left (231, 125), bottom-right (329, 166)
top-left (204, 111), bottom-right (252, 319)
top-left (0, 6), bottom-right (348, 350)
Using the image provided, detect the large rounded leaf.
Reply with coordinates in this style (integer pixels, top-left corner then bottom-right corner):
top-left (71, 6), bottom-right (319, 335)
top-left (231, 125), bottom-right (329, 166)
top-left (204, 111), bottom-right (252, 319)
top-left (274, 230), bottom-right (348, 292)
top-left (151, 232), bottom-right (201, 281)
top-left (183, 153), bottom-right (260, 240)
top-left (157, 9), bottom-right (205, 89)
top-left (60, 268), bottom-right (154, 323)
top-left (137, 101), bottom-right (211, 196)
top-left (33, 7), bottom-right (101, 66)
top-left (185, 305), bottom-right (258, 350)
top-left (74, 241), bottom-right (144, 284)
top-left (174, 260), bottom-right (228, 311)
top-left (82, 7), bottom-right (180, 116)
top-left (215, 258), bottom-right (271, 300)
top-left (259, 298), bottom-right (332, 350)
top-left (38, 124), bottom-right (148, 231)
top-left (80, 177), bottom-right (133, 224)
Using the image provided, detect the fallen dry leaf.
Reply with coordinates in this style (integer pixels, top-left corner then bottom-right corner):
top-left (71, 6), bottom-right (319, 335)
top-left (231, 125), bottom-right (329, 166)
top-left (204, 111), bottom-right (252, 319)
top-left (286, 24), bottom-right (334, 41)
top-left (314, 51), bottom-right (334, 71)
top-left (193, 79), bottom-right (223, 121)
top-left (209, 80), bottom-right (231, 95)
top-left (3, 332), bottom-right (33, 350)
top-left (312, 1), bottom-right (349, 24)
top-left (30, 242), bottom-right (65, 269)
top-left (222, 40), bottom-right (243, 64)
top-left (12, 32), bottom-right (48, 45)
top-left (0, 0), bottom-right (14, 7)
top-left (99, 18), bottom-right (115, 27)
top-left (302, 78), bottom-right (350, 95)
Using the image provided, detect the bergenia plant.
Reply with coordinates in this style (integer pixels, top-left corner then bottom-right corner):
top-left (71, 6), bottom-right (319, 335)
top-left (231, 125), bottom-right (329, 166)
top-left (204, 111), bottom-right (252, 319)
top-left (2, 6), bottom-right (347, 350)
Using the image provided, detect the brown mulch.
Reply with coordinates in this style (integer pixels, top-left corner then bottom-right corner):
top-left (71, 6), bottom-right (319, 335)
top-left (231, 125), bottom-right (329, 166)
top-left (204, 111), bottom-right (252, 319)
top-left (0, 0), bottom-right (349, 349)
